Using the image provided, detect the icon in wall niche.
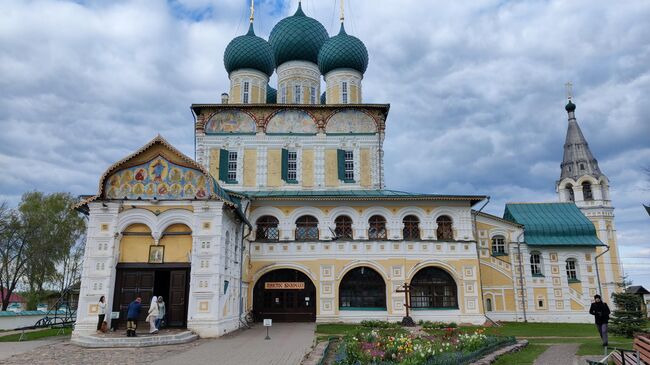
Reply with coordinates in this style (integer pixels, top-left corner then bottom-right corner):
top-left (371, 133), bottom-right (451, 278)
top-left (149, 245), bottom-right (164, 264)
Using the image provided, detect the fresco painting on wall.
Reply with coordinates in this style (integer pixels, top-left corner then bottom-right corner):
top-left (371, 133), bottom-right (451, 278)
top-left (325, 109), bottom-right (377, 134)
top-left (266, 109), bottom-right (318, 134)
top-left (205, 110), bottom-right (256, 134)
top-left (105, 156), bottom-right (211, 199)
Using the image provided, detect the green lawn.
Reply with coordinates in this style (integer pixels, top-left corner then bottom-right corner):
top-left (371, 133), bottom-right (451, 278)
top-left (316, 323), bottom-right (361, 336)
top-left (494, 322), bottom-right (598, 337)
top-left (0, 328), bottom-right (69, 342)
top-left (492, 344), bottom-right (549, 365)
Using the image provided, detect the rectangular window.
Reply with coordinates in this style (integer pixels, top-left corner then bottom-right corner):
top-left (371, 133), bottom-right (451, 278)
top-left (341, 82), bottom-right (348, 104)
top-left (310, 86), bottom-right (316, 104)
top-left (228, 151), bottom-right (237, 182)
top-left (294, 85), bottom-right (302, 103)
top-left (281, 85), bottom-right (287, 103)
top-left (242, 81), bottom-right (250, 104)
top-left (344, 150), bottom-right (354, 181)
top-left (566, 260), bottom-right (578, 281)
top-left (287, 151), bottom-right (297, 181)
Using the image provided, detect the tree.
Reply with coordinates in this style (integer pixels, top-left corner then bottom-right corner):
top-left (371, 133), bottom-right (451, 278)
top-left (0, 192), bottom-right (85, 311)
top-left (609, 278), bottom-right (645, 338)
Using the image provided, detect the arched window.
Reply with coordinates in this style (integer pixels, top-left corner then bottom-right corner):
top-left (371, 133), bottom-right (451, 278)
top-left (485, 298), bottom-right (493, 312)
top-left (530, 252), bottom-right (542, 276)
top-left (402, 215), bottom-right (420, 240)
top-left (436, 215), bottom-right (453, 240)
top-left (339, 267), bottom-right (386, 309)
top-left (582, 182), bottom-right (593, 201)
top-left (255, 216), bottom-right (279, 241)
top-left (566, 184), bottom-right (575, 202)
top-left (368, 215), bottom-right (387, 240)
top-left (295, 215), bottom-right (319, 241)
top-left (410, 267), bottom-right (458, 309)
top-left (334, 215), bottom-right (353, 240)
top-left (491, 235), bottom-right (506, 255)
top-left (566, 258), bottom-right (579, 282)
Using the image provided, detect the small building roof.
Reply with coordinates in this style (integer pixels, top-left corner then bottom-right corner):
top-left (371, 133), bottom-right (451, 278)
top-left (1, 289), bottom-right (25, 303)
top-left (503, 202), bottom-right (604, 247)
top-left (627, 285), bottom-right (650, 295)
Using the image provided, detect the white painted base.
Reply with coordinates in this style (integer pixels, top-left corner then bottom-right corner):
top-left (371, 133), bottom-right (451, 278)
top-left (188, 316), bottom-right (241, 338)
top-left (483, 311), bottom-right (593, 323)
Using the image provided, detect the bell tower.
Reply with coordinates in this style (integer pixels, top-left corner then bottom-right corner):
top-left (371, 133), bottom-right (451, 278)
top-left (556, 83), bottom-right (622, 302)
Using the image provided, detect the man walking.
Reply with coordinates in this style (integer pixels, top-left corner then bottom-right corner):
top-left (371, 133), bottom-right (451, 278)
top-left (126, 297), bottom-right (142, 337)
top-left (589, 294), bottom-right (611, 347)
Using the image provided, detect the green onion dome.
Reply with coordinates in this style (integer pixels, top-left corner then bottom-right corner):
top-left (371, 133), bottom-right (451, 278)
top-left (565, 100), bottom-right (576, 112)
top-left (318, 24), bottom-right (368, 75)
top-left (266, 85), bottom-right (277, 103)
top-left (268, 3), bottom-right (329, 66)
top-left (224, 23), bottom-right (275, 77)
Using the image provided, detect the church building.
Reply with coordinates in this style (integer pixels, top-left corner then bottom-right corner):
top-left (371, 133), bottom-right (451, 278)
top-left (72, 2), bottom-right (623, 338)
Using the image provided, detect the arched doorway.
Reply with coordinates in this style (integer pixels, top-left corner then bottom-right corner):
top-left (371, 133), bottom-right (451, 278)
top-left (339, 266), bottom-right (386, 310)
top-left (410, 267), bottom-right (458, 309)
top-left (253, 269), bottom-right (316, 322)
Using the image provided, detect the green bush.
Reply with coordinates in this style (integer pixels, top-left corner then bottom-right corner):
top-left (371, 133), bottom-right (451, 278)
top-left (360, 320), bottom-right (402, 329)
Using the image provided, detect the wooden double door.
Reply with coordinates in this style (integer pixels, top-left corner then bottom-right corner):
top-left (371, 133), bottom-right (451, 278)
top-left (253, 269), bottom-right (316, 322)
top-left (113, 264), bottom-right (190, 328)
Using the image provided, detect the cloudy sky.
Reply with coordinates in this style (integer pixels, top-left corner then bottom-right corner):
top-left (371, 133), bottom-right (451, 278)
top-left (1, 0), bottom-right (649, 284)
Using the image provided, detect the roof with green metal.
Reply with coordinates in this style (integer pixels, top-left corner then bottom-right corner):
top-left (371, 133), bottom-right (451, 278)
top-left (503, 202), bottom-right (604, 246)
top-left (232, 189), bottom-right (486, 203)
top-left (268, 3), bottom-right (329, 66)
top-left (224, 23), bottom-right (275, 76)
top-left (318, 24), bottom-right (369, 75)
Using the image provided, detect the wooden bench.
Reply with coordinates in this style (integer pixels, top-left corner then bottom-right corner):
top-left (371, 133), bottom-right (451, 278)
top-left (633, 333), bottom-right (650, 364)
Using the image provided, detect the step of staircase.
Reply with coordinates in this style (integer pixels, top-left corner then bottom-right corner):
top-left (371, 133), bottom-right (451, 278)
top-left (71, 330), bottom-right (198, 348)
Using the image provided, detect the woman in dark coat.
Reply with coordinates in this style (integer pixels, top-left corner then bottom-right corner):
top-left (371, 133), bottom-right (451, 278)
top-left (589, 294), bottom-right (611, 347)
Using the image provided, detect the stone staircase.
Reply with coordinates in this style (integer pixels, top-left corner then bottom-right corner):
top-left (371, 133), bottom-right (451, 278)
top-left (71, 330), bottom-right (198, 348)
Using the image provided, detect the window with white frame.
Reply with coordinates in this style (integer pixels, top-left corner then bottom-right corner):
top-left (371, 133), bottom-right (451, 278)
top-left (287, 151), bottom-right (297, 181)
top-left (341, 81), bottom-right (348, 104)
top-left (530, 252), bottom-right (542, 276)
top-left (227, 151), bottom-right (237, 181)
top-left (310, 86), bottom-right (316, 104)
top-left (566, 258), bottom-right (578, 281)
top-left (281, 84), bottom-right (287, 103)
top-left (344, 150), bottom-right (354, 181)
top-left (294, 84), bottom-right (302, 103)
top-left (242, 81), bottom-right (250, 104)
top-left (491, 235), bottom-right (506, 255)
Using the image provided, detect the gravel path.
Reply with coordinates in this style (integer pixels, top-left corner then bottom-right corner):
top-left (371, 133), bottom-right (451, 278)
top-left (533, 344), bottom-right (580, 365)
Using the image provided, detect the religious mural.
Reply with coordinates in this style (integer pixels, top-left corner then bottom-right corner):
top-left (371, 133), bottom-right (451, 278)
top-left (325, 109), bottom-right (377, 134)
top-left (266, 109), bottom-right (317, 134)
top-left (104, 156), bottom-right (211, 200)
top-left (204, 110), bottom-right (256, 134)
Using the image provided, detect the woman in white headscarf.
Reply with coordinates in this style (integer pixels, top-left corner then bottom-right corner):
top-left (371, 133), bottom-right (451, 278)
top-left (145, 296), bottom-right (159, 334)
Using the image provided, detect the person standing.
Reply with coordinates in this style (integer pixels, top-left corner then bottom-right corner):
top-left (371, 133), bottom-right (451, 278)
top-left (146, 296), bottom-right (159, 334)
top-left (156, 296), bottom-right (166, 330)
top-left (126, 297), bottom-right (142, 337)
top-left (97, 296), bottom-right (106, 332)
top-left (589, 294), bottom-right (611, 347)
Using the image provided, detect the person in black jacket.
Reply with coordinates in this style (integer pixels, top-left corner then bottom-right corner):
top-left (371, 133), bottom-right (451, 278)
top-left (589, 294), bottom-right (611, 347)
top-left (126, 297), bottom-right (142, 337)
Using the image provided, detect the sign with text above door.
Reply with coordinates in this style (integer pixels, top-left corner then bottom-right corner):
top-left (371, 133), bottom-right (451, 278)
top-left (264, 282), bottom-right (305, 290)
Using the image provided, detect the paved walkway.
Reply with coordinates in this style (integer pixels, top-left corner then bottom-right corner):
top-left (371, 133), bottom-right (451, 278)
top-left (154, 323), bottom-right (315, 365)
top-left (533, 344), bottom-right (580, 365)
top-left (0, 337), bottom-right (66, 361)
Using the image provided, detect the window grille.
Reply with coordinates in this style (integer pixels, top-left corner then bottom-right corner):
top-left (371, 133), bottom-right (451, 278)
top-left (566, 259), bottom-right (578, 281)
top-left (281, 85), bottom-right (287, 103)
top-left (582, 182), bottom-right (593, 201)
top-left (255, 216), bottom-right (279, 241)
top-left (368, 215), bottom-right (387, 240)
top-left (287, 151), bottom-right (297, 181)
top-left (295, 215), bottom-right (319, 241)
top-left (227, 151), bottom-right (237, 181)
top-left (341, 82), bottom-right (348, 104)
top-left (344, 150), bottom-right (354, 181)
top-left (492, 235), bottom-right (506, 254)
top-left (436, 216), bottom-right (453, 240)
top-left (402, 215), bottom-right (420, 240)
top-left (339, 267), bottom-right (386, 309)
top-left (410, 267), bottom-right (458, 309)
top-left (242, 81), bottom-right (250, 104)
top-left (530, 252), bottom-right (542, 275)
top-left (310, 86), bottom-right (316, 104)
top-left (294, 84), bottom-right (302, 104)
top-left (334, 215), bottom-right (353, 239)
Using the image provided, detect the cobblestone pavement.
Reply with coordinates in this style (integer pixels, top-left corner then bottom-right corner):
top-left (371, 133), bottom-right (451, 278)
top-left (154, 323), bottom-right (315, 365)
top-left (1, 323), bottom-right (315, 365)
top-left (533, 344), bottom-right (581, 365)
top-left (0, 338), bottom-right (66, 361)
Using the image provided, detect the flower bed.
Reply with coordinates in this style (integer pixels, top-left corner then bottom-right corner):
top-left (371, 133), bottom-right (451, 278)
top-left (334, 327), bottom-right (515, 365)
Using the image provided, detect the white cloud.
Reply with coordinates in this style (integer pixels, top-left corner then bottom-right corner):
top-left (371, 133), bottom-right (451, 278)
top-left (1, 0), bottom-right (649, 284)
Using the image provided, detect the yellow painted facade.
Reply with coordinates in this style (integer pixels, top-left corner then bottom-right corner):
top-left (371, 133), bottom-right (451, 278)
top-left (302, 149), bottom-right (314, 187)
top-left (243, 149), bottom-right (257, 187)
top-left (267, 149), bottom-right (282, 187)
top-left (360, 148), bottom-right (371, 187)
top-left (324, 149), bottom-right (339, 187)
top-left (209, 148), bottom-right (220, 179)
